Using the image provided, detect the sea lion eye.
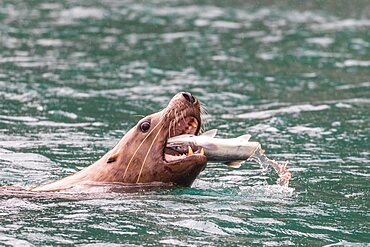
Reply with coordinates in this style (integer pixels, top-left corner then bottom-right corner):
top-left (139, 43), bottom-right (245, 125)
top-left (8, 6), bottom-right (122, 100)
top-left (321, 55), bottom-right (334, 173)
top-left (140, 121), bottom-right (151, 132)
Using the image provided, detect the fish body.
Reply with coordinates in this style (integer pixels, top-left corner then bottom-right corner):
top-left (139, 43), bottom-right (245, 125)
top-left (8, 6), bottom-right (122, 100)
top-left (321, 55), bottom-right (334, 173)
top-left (167, 129), bottom-right (261, 167)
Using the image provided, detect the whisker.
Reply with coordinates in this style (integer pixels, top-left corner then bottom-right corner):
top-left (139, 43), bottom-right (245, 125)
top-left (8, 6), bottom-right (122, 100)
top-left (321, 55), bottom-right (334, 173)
top-left (175, 109), bottom-right (179, 125)
top-left (122, 119), bottom-right (163, 180)
top-left (170, 119), bottom-right (174, 138)
top-left (168, 109), bottom-right (172, 138)
top-left (168, 120), bottom-right (172, 139)
top-left (201, 115), bottom-right (209, 134)
top-left (199, 102), bottom-right (209, 134)
top-left (200, 102), bottom-right (208, 114)
top-left (180, 111), bottom-right (186, 124)
top-left (171, 108), bottom-right (176, 137)
top-left (136, 125), bottom-right (164, 183)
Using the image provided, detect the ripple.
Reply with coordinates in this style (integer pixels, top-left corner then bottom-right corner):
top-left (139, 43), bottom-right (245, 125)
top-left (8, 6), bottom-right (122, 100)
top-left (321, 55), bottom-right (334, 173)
top-left (287, 125), bottom-right (331, 137)
top-left (0, 150), bottom-right (58, 186)
top-left (336, 60), bottom-right (370, 68)
top-left (306, 37), bottom-right (334, 47)
top-left (236, 104), bottom-right (330, 120)
top-left (324, 241), bottom-right (370, 247)
top-left (48, 110), bottom-right (78, 120)
top-left (336, 82), bottom-right (370, 90)
top-left (159, 239), bottom-right (189, 246)
top-left (211, 21), bottom-right (242, 29)
top-left (172, 219), bottom-right (228, 236)
top-left (58, 7), bottom-right (106, 21)
top-left (0, 115), bottom-right (39, 123)
top-left (249, 217), bottom-right (285, 225)
top-left (0, 235), bottom-right (33, 247)
top-left (310, 19), bottom-right (370, 31)
top-left (0, 198), bottom-right (42, 212)
top-left (36, 39), bottom-right (63, 47)
top-left (25, 121), bottom-right (91, 128)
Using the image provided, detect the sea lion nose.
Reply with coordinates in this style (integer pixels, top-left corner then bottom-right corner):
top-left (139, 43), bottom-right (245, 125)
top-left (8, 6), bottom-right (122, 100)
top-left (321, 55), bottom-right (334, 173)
top-left (182, 92), bottom-right (196, 104)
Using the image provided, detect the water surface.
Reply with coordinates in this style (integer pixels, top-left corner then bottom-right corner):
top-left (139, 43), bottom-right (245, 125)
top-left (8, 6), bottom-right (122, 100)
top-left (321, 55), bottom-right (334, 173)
top-left (0, 0), bottom-right (369, 246)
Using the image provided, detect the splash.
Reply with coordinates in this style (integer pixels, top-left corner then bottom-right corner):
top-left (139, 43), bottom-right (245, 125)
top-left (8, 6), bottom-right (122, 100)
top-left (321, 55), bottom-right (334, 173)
top-left (247, 146), bottom-right (292, 187)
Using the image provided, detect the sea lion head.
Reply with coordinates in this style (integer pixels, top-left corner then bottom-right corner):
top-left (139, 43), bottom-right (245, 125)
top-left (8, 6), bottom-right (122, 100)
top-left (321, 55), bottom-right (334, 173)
top-left (107, 92), bottom-right (207, 186)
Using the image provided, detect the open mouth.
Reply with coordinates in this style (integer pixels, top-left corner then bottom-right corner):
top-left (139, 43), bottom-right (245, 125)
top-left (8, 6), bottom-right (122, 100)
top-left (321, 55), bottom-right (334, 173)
top-left (164, 115), bottom-right (204, 163)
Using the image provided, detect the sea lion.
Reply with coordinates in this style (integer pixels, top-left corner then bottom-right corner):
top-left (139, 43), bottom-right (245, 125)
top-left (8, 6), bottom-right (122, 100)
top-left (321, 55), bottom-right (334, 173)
top-left (30, 92), bottom-right (207, 192)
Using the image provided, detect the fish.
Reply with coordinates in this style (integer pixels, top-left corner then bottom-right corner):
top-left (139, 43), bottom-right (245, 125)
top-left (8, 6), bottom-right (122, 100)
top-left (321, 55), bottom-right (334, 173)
top-left (166, 129), bottom-right (261, 168)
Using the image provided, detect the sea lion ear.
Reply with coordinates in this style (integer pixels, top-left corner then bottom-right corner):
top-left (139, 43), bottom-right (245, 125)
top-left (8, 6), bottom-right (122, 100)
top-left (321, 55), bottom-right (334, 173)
top-left (107, 151), bottom-right (120, 163)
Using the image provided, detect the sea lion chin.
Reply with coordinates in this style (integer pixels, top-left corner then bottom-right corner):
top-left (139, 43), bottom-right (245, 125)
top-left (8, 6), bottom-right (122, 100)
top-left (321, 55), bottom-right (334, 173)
top-left (30, 92), bottom-right (207, 192)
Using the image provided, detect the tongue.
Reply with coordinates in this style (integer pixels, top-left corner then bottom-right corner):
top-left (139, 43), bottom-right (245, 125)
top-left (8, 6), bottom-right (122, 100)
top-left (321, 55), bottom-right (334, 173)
top-left (165, 153), bottom-right (186, 162)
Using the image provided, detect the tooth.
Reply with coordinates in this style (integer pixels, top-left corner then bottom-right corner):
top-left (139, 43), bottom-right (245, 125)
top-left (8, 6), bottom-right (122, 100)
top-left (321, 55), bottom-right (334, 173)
top-left (191, 121), bottom-right (197, 128)
top-left (200, 148), bottom-right (204, 155)
top-left (188, 146), bottom-right (193, 156)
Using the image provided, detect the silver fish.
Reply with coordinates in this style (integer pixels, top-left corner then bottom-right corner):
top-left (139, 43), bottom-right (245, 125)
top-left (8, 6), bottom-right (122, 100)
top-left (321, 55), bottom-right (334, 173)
top-left (166, 129), bottom-right (261, 168)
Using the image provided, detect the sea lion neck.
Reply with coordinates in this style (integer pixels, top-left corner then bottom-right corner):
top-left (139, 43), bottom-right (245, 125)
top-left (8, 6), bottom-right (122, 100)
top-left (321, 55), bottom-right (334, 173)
top-left (30, 92), bottom-right (207, 192)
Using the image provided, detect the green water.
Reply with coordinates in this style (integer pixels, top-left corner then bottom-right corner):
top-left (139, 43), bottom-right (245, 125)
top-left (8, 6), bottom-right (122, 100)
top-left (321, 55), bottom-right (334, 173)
top-left (0, 0), bottom-right (369, 245)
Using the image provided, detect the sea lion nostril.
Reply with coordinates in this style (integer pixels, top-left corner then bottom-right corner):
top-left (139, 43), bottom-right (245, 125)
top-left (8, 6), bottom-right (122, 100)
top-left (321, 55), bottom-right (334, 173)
top-left (182, 92), bottom-right (195, 104)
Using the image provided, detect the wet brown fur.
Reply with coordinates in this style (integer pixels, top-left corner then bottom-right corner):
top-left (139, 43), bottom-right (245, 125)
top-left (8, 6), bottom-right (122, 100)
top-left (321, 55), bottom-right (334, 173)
top-left (30, 93), bottom-right (207, 192)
